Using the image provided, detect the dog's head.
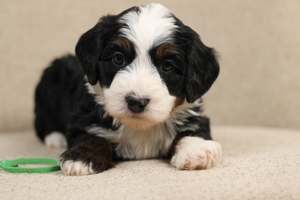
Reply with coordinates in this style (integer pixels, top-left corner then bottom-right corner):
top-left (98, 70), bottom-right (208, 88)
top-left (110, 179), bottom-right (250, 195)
top-left (76, 4), bottom-right (219, 129)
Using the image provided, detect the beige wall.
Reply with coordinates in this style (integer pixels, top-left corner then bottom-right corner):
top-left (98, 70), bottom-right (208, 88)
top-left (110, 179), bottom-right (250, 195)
top-left (1, 0), bottom-right (300, 132)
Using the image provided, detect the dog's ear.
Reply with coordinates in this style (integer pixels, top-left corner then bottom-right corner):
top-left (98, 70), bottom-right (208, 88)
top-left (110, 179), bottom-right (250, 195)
top-left (182, 26), bottom-right (220, 103)
top-left (75, 15), bottom-right (118, 85)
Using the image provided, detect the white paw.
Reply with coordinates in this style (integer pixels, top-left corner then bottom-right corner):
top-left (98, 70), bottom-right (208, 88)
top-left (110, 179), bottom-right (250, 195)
top-left (45, 132), bottom-right (67, 148)
top-left (171, 136), bottom-right (222, 170)
top-left (59, 160), bottom-right (95, 176)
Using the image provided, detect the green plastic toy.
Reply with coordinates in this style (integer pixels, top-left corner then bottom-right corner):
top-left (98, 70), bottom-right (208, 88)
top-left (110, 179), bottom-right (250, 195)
top-left (0, 158), bottom-right (61, 173)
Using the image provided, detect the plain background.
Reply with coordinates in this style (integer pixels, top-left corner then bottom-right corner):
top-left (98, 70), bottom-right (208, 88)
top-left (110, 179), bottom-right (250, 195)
top-left (1, 0), bottom-right (300, 132)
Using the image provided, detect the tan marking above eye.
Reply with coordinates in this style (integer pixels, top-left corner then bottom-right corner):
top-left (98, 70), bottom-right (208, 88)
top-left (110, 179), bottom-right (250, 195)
top-left (156, 43), bottom-right (179, 58)
top-left (113, 38), bottom-right (132, 53)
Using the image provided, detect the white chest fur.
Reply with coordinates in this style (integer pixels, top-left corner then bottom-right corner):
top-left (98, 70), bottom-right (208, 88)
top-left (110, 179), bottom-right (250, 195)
top-left (87, 122), bottom-right (176, 160)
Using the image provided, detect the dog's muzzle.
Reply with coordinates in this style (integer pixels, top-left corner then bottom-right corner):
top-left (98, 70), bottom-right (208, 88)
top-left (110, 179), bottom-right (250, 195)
top-left (125, 95), bottom-right (150, 113)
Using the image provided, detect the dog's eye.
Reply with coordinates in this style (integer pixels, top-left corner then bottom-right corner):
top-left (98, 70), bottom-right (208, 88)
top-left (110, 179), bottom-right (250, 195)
top-left (161, 61), bottom-right (174, 72)
top-left (112, 53), bottom-right (125, 66)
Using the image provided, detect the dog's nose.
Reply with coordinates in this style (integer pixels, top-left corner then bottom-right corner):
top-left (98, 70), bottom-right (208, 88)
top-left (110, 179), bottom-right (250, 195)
top-left (125, 96), bottom-right (150, 113)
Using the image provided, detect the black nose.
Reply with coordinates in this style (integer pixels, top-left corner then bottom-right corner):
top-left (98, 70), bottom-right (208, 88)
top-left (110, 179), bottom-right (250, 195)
top-left (125, 95), bottom-right (150, 113)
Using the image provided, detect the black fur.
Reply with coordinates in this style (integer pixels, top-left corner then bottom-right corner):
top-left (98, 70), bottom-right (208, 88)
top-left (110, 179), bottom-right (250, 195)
top-left (173, 17), bottom-right (220, 103)
top-left (75, 15), bottom-right (121, 86)
top-left (34, 55), bottom-right (86, 141)
top-left (60, 134), bottom-right (114, 173)
top-left (35, 55), bottom-right (119, 172)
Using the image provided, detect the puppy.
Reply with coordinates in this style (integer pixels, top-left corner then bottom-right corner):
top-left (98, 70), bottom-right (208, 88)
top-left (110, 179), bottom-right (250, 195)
top-left (34, 3), bottom-right (221, 176)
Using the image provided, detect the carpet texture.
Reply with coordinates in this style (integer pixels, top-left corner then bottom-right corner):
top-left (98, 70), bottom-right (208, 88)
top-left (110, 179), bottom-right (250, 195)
top-left (1, 126), bottom-right (299, 200)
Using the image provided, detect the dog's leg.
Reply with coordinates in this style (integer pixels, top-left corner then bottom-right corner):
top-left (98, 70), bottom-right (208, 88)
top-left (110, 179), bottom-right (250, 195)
top-left (59, 134), bottom-right (114, 176)
top-left (170, 117), bottom-right (222, 170)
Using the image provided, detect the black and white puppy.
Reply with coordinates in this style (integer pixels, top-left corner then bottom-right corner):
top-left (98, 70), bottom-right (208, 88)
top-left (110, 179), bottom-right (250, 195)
top-left (35, 3), bottom-right (221, 176)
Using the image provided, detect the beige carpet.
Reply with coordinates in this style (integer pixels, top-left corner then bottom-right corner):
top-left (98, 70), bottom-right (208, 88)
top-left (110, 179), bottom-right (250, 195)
top-left (1, 126), bottom-right (299, 200)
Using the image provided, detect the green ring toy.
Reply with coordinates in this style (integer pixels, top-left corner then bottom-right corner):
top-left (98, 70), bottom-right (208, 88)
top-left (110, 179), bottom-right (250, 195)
top-left (0, 158), bottom-right (61, 173)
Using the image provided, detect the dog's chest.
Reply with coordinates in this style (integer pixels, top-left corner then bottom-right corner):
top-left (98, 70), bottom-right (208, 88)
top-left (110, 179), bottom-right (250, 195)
top-left (89, 124), bottom-right (175, 160)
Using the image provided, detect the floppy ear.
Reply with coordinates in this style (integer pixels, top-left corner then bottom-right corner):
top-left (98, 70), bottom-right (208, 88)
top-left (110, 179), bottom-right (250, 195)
top-left (183, 26), bottom-right (220, 103)
top-left (75, 15), bottom-right (118, 85)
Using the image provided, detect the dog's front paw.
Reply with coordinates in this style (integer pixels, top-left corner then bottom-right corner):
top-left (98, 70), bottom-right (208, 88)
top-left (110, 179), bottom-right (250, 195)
top-left (59, 147), bottom-right (114, 176)
top-left (171, 136), bottom-right (222, 170)
top-left (60, 160), bottom-right (95, 176)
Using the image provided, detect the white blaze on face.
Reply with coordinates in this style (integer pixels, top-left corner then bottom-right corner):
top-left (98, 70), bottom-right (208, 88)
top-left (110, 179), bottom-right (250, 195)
top-left (119, 3), bottom-right (178, 52)
top-left (103, 4), bottom-right (179, 129)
